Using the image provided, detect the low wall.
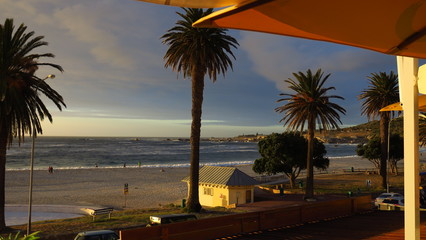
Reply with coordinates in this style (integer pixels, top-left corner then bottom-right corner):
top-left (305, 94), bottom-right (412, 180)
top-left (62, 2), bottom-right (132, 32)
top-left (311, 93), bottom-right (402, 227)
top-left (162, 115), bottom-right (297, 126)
top-left (120, 195), bottom-right (372, 240)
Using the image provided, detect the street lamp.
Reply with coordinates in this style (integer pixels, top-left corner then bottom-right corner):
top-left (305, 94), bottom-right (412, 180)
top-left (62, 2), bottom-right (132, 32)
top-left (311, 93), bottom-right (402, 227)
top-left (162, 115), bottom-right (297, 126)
top-left (387, 117), bottom-right (392, 193)
top-left (387, 116), bottom-right (399, 193)
top-left (27, 74), bottom-right (55, 235)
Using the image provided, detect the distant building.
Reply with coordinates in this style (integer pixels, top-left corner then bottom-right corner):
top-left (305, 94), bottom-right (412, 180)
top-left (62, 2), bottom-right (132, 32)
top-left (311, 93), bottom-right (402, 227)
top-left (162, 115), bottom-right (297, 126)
top-left (182, 166), bottom-right (259, 207)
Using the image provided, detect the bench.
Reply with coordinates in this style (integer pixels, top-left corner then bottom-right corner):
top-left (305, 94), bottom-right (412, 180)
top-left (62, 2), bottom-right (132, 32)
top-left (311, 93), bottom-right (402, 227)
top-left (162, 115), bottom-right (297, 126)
top-left (90, 207), bottom-right (114, 221)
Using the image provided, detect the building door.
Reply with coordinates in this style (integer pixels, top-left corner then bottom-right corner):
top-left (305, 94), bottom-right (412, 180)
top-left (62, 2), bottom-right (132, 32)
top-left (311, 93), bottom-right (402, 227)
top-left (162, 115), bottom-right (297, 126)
top-left (245, 190), bottom-right (251, 203)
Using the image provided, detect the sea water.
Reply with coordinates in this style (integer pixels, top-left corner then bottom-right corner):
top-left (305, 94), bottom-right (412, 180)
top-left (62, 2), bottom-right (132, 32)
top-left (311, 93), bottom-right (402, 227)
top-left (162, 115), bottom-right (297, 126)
top-left (5, 137), bottom-right (360, 171)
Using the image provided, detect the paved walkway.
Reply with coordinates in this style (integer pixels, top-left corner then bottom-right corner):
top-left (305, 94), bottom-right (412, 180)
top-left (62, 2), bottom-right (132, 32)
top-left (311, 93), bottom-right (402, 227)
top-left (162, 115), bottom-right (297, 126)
top-left (5, 204), bottom-right (89, 226)
top-left (238, 189), bottom-right (347, 211)
top-left (220, 211), bottom-right (426, 240)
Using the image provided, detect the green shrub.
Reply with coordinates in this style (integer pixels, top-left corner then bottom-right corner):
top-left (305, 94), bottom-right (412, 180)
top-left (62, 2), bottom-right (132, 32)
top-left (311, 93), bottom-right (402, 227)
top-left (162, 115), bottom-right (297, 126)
top-left (0, 232), bottom-right (40, 240)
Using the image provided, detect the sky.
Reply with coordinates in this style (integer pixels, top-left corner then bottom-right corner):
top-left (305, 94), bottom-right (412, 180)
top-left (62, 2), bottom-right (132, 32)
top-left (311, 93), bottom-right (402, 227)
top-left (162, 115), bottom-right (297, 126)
top-left (0, 0), bottom-right (411, 137)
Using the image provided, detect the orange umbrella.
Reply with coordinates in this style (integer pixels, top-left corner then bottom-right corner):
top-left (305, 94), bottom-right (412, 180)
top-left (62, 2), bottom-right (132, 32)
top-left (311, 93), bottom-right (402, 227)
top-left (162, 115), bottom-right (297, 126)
top-left (193, 0), bottom-right (426, 59)
top-left (192, 2), bottom-right (426, 239)
top-left (380, 95), bottom-right (426, 112)
top-left (193, 2), bottom-right (426, 239)
top-left (135, 0), bottom-right (243, 8)
top-left (136, 0), bottom-right (425, 239)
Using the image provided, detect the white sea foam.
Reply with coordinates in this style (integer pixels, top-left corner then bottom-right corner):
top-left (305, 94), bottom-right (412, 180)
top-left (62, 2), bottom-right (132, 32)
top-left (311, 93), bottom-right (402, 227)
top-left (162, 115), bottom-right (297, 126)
top-left (6, 138), bottom-right (361, 171)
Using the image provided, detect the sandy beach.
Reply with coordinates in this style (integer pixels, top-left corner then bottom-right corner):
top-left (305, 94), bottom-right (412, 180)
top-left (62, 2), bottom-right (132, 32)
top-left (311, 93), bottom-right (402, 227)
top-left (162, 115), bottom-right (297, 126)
top-left (4, 154), bottom-right (415, 227)
top-left (5, 156), bottom-right (382, 211)
top-left (4, 166), bottom-right (257, 225)
top-left (6, 167), bottom-right (191, 210)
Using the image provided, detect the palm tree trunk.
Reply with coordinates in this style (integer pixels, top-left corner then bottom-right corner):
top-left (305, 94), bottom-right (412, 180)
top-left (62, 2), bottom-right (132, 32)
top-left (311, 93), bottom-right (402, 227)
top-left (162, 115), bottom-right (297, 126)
top-left (380, 113), bottom-right (389, 189)
top-left (305, 117), bottom-right (315, 199)
top-left (186, 66), bottom-right (204, 213)
top-left (0, 125), bottom-right (7, 230)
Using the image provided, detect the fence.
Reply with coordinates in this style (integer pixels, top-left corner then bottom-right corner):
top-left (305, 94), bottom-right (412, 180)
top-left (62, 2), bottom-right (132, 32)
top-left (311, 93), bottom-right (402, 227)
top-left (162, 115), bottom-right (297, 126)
top-left (120, 195), bottom-right (372, 240)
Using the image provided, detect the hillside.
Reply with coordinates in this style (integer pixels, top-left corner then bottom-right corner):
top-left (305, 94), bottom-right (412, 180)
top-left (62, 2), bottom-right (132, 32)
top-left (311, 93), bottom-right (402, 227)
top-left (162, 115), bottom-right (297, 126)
top-left (315, 121), bottom-right (378, 143)
top-left (324, 118), bottom-right (403, 143)
top-left (314, 118), bottom-right (403, 143)
top-left (223, 119), bottom-right (404, 144)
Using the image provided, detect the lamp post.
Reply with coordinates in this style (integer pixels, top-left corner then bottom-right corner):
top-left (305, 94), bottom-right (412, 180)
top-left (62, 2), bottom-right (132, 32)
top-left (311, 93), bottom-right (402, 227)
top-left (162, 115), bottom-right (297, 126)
top-left (387, 117), bottom-right (392, 193)
top-left (27, 74), bottom-right (55, 235)
top-left (387, 116), bottom-right (398, 193)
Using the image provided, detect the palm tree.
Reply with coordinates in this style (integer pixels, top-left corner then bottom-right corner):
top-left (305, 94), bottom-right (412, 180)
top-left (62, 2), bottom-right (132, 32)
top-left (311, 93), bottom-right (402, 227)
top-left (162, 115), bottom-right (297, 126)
top-left (358, 71), bottom-right (399, 189)
top-left (275, 69), bottom-right (345, 199)
top-left (161, 8), bottom-right (238, 212)
top-left (0, 18), bottom-right (66, 230)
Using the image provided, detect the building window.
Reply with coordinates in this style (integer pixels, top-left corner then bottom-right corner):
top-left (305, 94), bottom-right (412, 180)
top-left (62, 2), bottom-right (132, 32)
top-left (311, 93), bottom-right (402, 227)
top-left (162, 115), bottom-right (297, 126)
top-left (203, 187), bottom-right (214, 196)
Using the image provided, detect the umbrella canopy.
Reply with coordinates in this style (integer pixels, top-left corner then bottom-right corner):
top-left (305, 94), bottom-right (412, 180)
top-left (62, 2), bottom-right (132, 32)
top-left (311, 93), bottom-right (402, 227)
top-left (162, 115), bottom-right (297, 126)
top-left (193, 0), bottom-right (426, 59)
top-left (136, 0), bottom-right (425, 239)
top-left (380, 95), bottom-right (426, 112)
top-left (135, 0), bottom-right (243, 8)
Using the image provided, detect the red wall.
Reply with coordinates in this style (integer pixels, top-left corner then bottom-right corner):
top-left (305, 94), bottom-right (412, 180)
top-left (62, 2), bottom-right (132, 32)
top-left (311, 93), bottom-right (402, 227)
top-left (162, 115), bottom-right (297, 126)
top-left (120, 195), bottom-right (372, 240)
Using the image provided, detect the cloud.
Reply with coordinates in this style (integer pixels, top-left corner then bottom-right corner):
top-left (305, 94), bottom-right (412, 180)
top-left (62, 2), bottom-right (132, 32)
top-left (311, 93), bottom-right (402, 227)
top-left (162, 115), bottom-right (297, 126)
top-left (52, 2), bottom-right (136, 70)
top-left (239, 32), bottom-right (395, 91)
top-left (41, 116), bottom-right (282, 137)
top-left (1, 0), bottom-right (38, 18)
top-left (3, 1), bottom-right (394, 137)
top-left (4, 0), bottom-right (194, 120)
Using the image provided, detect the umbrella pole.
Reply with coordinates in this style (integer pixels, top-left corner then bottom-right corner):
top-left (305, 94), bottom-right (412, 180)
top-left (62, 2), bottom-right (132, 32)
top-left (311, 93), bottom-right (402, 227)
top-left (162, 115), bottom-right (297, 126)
top-left (397, 56), bottom-right (420, 240)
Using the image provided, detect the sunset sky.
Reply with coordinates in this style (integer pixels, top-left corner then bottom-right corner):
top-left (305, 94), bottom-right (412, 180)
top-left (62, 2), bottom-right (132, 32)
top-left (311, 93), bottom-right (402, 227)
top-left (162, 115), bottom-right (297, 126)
top-left (2, 0), bottom-right (417, 137)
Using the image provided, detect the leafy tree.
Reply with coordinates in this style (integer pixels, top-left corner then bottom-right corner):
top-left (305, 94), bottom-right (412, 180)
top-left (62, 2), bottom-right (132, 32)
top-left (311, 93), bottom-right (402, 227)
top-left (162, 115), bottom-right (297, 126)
top-left (161, 8), bottom-right (238, 212)
top-left (358, 71), bottom-right (399, 189)
top-left (388, 134), bottom-right (403, 175)
top-left (0, 19), bottom-right (65, 230)
top-left (356, 138), bottom-right (382, 170)
top-left (356, 135), bottom-right (403, 175)
top-left (275, 69), bottom-right (345, 199)
top-left (253, 132), bottom-right (329, 188)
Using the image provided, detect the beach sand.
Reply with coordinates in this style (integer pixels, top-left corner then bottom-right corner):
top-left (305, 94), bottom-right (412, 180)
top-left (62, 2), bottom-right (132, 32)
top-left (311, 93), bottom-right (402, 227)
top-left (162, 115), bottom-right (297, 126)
top-left (6, 167), bottom-right (190, 210)
top-left (5, 155), bottom-right (411, 211)
top-left (4, 165), bottom-right (259, 225)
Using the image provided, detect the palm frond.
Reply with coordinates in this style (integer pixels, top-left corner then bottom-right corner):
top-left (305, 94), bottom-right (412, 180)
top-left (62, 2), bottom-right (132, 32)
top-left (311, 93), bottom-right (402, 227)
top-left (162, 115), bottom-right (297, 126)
top-left (275, 69), bottom-right (346, 132)
top-left (0, 18), bottom-right (66, 144)
top-left (161, 8), bottom-right (239, 81)
top-left (359, 71), bottom-right (399, 120)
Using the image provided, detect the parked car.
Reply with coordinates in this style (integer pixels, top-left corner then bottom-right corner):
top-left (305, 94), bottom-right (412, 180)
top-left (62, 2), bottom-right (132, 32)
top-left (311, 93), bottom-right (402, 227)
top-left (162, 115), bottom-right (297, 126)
top-left (74, 230), bottom-right (119, 240)
top-left (381, 197), bottom-right (404, 206)
top-left (147, 213), bottom-right (197, 226)
top-left (374, 192), bottom-right (403, 207)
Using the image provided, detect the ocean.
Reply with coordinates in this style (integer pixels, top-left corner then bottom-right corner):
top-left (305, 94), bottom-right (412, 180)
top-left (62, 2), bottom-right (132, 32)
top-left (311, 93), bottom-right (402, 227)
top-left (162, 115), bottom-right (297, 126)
top-left (5, 137), bottom-right (359, 171)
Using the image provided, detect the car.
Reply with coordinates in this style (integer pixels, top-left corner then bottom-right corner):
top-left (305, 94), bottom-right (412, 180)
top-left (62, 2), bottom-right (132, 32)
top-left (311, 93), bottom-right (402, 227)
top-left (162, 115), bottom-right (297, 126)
top-left (374, 192), bottom-right (403, 207)
top-left (146, 213), bottom-right (197, 226)
top-left (378, 197), bottom-right (405, 211)
top-left (381, 197), bottom-right (404, 206)
top-left (74, 230), bottom-right (119, 240)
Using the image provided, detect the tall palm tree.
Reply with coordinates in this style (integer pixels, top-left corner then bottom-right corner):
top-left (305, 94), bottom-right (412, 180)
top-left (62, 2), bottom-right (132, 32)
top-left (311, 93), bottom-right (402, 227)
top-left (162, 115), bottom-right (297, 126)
top-left (275, 69), bottom-right (345, 199)
top-left (161, 8), bottom-right (238, 212)
top-left (0, 18), bottom-right (66, 230)
top-left (359, 71), bottom-right (399, 189)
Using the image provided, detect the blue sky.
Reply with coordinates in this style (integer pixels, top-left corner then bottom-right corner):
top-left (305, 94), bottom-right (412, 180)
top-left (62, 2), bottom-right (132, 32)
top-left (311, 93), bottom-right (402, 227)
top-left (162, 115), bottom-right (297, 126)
top-left (2, 0), bottom-right (406, 137)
